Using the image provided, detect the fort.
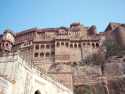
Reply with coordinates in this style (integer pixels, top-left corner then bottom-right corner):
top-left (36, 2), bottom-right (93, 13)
top-left (0, 22), bottom-right (125, 94)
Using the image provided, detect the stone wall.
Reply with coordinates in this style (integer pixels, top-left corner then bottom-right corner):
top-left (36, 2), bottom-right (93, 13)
top-left (105, 22), bottom-right (125, 47)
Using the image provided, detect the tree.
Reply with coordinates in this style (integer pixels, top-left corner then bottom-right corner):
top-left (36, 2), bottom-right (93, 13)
top-left (104, 40), bottom-right (125, 58)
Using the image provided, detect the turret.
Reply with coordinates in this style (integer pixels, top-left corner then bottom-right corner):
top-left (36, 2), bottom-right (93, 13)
top-left (0, 29), bottom-right (15, 52)
top-left (70, 22), bottom-right (81, 32)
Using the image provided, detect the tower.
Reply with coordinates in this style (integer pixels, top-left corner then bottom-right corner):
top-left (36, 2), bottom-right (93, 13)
top-left (0, 29), bottom-right (15, 52)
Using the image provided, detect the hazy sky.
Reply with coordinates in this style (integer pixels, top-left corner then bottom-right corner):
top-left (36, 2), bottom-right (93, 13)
top-left (0, 0), bottom-right (125, 32)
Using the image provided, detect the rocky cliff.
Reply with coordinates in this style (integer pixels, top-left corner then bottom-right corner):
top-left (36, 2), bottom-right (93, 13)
top-left (74, 54), bottom-right (125, 94)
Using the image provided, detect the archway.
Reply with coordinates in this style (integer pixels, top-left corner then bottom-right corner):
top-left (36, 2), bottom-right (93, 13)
top-left (34, 90), bottom-right (41, 94)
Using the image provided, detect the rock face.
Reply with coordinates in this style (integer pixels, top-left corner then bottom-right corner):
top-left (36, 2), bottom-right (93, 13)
top-left (74, 55), bottom-right (125, 94)
top-left (108, 78), bottom-right (125, 94)
top-left (73, 65), bottom-right (102, 86)
top-left (74, 83), bottom-right (107, 94)
top-left (104, 55), bottom-right (125, 77)
top-left (103, 55), bottom-right (125, 94)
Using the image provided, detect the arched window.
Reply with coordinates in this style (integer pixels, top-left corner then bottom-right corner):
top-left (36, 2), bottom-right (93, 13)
top-left (35, 45), bottom-right (39, 50)
top-left (40, 52), bottom-right (44, 57)
top-left (83, 42), bottom-right (85, 46)
top-left (46, 52), bottom-right (50, 57)
top-left (70, 43), bottom-right (73, 48)
top-left (41, 44), bottom-right (44, 49)
top-left (74, 43), bottom-right (77, 48)
top-left (56, 42), bottom-right (60, 47)
top-left (96, 43), bottom-right (99, 48)
top-left (34, 90), bottom-right (41, 94)
top-left (46, 44), bottom-right (50, 49)
top-left (78, 43), bottom-right (81, 48)
top-left (87, 42), bottom-right (90, 46)
top-left (61, 42), bottom-right (64, 46)
top-left (65, 42), bottom-right (69, 47)
top-left (51, 52), bottom-right (55, 56)
top-left (92, 43), bottom-right (95, 48)
top-left (34, 53), bottom-right (39, 57)
top-left (6, 43), bottom-right (9, 47)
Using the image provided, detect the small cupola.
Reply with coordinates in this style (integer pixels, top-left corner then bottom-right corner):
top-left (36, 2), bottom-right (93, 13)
top-left (70, 22), bottom-right (81, 32)
top-left (0, 29), bottom-right (15, 51)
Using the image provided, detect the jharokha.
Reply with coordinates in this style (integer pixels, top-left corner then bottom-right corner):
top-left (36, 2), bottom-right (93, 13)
top-left (0, 22), bottom-right (125, 93)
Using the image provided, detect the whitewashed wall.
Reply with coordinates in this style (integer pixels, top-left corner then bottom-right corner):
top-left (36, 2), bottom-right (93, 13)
top-left (0, 53), bottom-right (73, 94)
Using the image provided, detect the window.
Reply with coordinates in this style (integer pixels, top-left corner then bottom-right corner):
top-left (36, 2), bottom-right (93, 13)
top-left (34, 90), bottom-right (41, 94)
top-left (61, 42), bottom-right (64, 46)
top-left (6, 43), bottom-right (9, 47)
top-left (51, 52), bottom-right (55, 56)
top-left (35, 45), bottom-right (39, 50)
top-left (41, 44), bottom-right (44, 49)
top-left (56, 42), bottom-right (60, 47)
top-left (96, 43), bottom-right (99, 48)
top-left (65, 42), bottom-right (69, 47)
top-left (123, 58), bottom-right (125, 62)
top-left (46, 52), bottom-right (50, 57)
top-left (83, 43), bottom-right (85, 46)
top-left (70, 44), bottom-right (73, 48)
top-left (92, 43), bottom-right (95, 48)
top-left (74, 43), bottom-right (77, 48)
top-left (87, 43), bottom-right (90, 46)
top-left (78, 43), bottom-right (81, 48)
top-left (34, 53), bottom-right (38, 57)
top-left (46, 44), bottom-right (50, 49)
top-left (40, 52), bottom-right (44, 57)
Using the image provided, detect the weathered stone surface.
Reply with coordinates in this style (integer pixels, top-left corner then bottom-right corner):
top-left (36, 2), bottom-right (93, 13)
top-left (108, 77), bottom-right (125, 94)
top-left (73, 65), bottom-right (102, 86)
top-left (104, 63), bottom-right (124, 77)
top-left (74, 83), bottom-right (107, 94)
top-left (104, 55), bottom-right (125, 77)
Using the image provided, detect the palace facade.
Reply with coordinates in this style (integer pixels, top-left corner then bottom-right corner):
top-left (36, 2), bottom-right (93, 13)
top-left (0, 22), bottom-right (106, 89)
